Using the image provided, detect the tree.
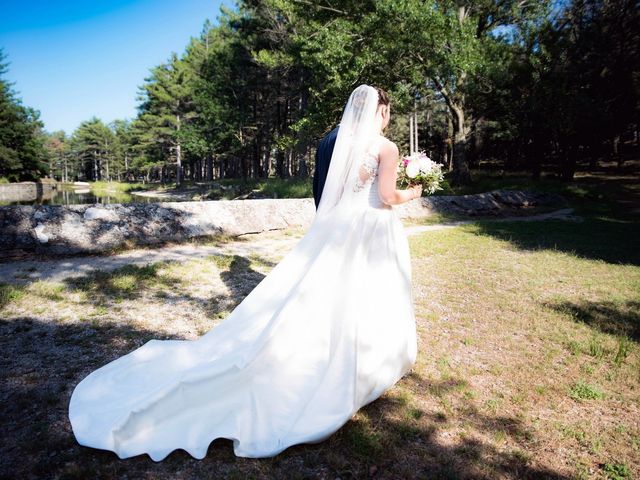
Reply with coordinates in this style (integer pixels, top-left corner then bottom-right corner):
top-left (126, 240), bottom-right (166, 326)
top-left (0, 48), bottom-right (48, 181)
top-left (111, 119), bottom-right (135, 181)
top-left (44, 130), bottom-right (70, 181)
top-left (136, 51), bottom-right (198, 185)
top-left (69, 117), bottom-right (117, 181)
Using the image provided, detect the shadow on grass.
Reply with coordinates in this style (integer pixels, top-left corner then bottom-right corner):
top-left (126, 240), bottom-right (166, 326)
top-left (63, 262), bottom-right (181, 302)
top-left (471, 216), bottom-right (640, 266)
top-left (56, 253), bottom-right (267, 322)
top-left (444, 166), bottom-right (640, 265)
top-left (208, 254), bottom-right (267, 315)
top-left (543, 298), bottom-right (640, 341)
top-left (0, 316), bottom-right (189, 479)
top-left (279, 372), bottom-right (568, 479)
top-left (0, 316), bottom-right (570, 479)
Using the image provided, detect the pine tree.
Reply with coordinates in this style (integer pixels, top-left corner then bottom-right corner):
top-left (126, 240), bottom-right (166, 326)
top-left (136, 52), bottom-right (197, 185)
top-left (0, 48), bottom-right (48, 181)
top-left (69, 117), bottom-right (117, 181)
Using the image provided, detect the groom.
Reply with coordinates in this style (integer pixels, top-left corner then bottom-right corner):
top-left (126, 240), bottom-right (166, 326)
top-left (312, 124), bottom-right (340, 208)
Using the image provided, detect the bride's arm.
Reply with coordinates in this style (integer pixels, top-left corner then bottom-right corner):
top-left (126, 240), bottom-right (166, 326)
top-left (377, 140), bottom-right (422, 205)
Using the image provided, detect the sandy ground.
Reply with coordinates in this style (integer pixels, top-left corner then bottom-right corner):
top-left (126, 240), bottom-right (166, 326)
top-left (0, 208), bottom-right (580, 286)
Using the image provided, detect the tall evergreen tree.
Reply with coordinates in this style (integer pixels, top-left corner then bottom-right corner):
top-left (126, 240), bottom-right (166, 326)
top-left (44, 130), bottom-right (70, 181)
top-left (0, 48), bottom-right (48, 181)
top-left (69, 117), bottom-right (117, 181)
top-left (112, 119), bottom-right (135, 181)
top-left (136, 51), bottom-right (197, 185)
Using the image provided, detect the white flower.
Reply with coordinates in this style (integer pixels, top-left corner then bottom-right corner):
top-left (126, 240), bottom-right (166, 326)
top-left (406, 160), bottom-right (420, 179)
top-left (418, 157), bottom-right (432, 173)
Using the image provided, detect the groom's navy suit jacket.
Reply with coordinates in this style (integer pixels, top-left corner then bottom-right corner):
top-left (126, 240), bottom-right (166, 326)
top-left (312, 125), bottom-right (340, 209)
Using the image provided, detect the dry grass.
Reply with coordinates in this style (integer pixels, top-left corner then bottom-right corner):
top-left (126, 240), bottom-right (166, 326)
top-left (406, 220), bottom-right (638, 479)
top-left (0, 170), bottom-right (638, 479)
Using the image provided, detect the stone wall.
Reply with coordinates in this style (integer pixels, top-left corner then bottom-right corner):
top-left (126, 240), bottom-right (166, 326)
top-left (0, 180), bottom-right (58, 203)
top-left (0, 189), bottom-right (567, 259)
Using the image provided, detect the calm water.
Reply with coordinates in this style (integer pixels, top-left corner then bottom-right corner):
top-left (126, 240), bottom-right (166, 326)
top-left (0, 185), bottom-right (163, 206)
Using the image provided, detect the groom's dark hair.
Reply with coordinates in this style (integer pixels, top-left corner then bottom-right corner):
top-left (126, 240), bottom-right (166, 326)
top-left (374, 87), bottom-right (390, 107)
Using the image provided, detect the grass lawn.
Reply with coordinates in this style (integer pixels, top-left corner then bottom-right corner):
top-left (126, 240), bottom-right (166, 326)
top-left (405, 220), bottom-right (638, 479)
top-left (0, 165), bottom-right (638, 479)
top-left (98, 177), bottom-right (314, 200)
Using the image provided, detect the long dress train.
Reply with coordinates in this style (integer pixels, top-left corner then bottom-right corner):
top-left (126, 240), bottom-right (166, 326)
top-left (68, 134), bottom-right (418, 460)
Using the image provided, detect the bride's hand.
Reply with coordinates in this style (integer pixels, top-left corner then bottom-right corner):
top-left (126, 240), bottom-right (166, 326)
top-left (409, 184), bottom-right (423, 199)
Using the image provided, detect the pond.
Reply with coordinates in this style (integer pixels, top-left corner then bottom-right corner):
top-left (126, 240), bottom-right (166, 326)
top-left (0, 183), bottom-right (162, 206)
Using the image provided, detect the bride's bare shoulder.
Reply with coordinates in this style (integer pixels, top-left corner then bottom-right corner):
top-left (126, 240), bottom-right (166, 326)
top-left (378, 136), bottom-right (399, 159)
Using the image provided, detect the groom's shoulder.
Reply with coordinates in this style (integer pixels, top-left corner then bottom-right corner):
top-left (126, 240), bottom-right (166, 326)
top-left (319, 125), bottom-right (340, 146)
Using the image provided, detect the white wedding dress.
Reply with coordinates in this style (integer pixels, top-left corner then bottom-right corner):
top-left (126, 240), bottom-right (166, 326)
top-left (69, 87), bottom-right (418, 461)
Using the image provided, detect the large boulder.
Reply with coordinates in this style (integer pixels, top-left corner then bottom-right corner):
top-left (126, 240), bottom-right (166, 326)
top-left (0, 190), bottom-right (568, 259)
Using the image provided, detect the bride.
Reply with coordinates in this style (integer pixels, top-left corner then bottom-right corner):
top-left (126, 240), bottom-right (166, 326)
top-left (68, 84), bottom-right (423, 461)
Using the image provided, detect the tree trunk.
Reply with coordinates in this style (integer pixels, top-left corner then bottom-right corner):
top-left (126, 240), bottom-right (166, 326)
top-left (413, 99), bottom-right (418, 153)
top-left (176, 114), bottom-right (182, 186)
top-left (451, 104), bottom-right (472, 185)
top-left (298, 146), bottom-right (308, 178)
top-left (435, 78), bottom-right (472, 185)
top-left (612, 134), bottom-right (624, 169)
top-left (105, 145), bottom-right (110, 182)
top-left (445, 116), bottom-right (453, 171)
top-left (530, 138), bottom-right (542, 180)
top-left (560, 139), bottom-right (577, 181)
top-left (207, 155), bottom-right (213, 181)
top-left (409, 114), bottom-right (414, 154)
top-left (254, 131), bottom-right (262, 178)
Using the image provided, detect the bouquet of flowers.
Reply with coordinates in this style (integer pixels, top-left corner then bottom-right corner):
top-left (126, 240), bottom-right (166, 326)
top-left (397, 151), bottom-right (445, 195)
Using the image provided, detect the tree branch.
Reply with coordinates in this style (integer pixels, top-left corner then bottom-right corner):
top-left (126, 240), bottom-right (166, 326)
top-left (290, 0), bottom-right (347, 15)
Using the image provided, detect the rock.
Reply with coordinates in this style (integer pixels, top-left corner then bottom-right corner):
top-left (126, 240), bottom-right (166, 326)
top-left (83, 206), bottom-right (119, 221)
top-left (395, 189), bottom-right (568, 219)
top-left (34, 223), bottom-right (49, 243)
top-left (0, 181), bottom-right (58, 203)
top-left (0, 190), bottom-right (568, 259)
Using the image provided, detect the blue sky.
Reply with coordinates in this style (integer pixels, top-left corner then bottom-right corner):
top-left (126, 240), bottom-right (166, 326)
top-left (0, 0), bottom-right (232, 134)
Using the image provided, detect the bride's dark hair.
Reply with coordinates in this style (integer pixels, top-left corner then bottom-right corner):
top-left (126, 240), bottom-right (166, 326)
top-left (374, 87), bottom-right (390, 107)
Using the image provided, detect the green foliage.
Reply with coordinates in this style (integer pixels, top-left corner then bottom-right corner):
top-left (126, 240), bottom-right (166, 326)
top-left (0, 283), bottom-right (26, 309)
top-left (0, 48), bottom-right (49, 181)
top-left (603, 462), bottom-right (632, 480)
top-left (69, 118), bottom-right (118, 181)
top-left (569, 381), bottom-right (604, 401)
top-left (7, 0), bottom-right (640, 186)
top-left (613, 336), bottom-right (631, 367)
top-left (89, 181), bottom-right (149, 193)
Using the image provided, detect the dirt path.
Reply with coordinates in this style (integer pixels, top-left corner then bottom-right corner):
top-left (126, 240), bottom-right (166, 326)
top-left (0, 208), bottom-right (580, 285)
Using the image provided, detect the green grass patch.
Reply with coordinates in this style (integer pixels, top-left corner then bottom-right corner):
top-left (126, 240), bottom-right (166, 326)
top-left (0, 283), bottom-right (27, 308)
top-left (89, 180), bottom-right (155, 193)
top-left (344, 417), bottom-right (383, 458)
top-left (603, 462), bottom-right (632, 480)
top-left (66, 263), bottom-right (177, 301)
top-left (569, 381), bottom-right (604, 401)
top-left (28, 281), bottom-right (66, 301)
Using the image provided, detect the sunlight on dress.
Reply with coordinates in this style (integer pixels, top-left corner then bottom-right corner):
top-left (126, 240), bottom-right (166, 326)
top-left (68, 134), bottom-right (418, 461)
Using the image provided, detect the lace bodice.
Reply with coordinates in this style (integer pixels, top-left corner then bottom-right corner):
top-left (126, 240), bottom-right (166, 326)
top-left (352, 135), bottom-right (388, 209)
